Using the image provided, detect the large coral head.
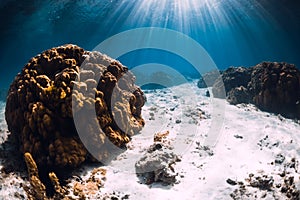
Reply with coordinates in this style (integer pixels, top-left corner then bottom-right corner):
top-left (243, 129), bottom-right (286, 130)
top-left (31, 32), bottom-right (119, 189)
top-left (5, 44), bottom-right (146, 169)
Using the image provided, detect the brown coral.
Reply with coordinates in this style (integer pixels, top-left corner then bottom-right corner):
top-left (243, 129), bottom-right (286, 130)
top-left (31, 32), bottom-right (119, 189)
top-left (154, 131), bottom-right (170, 143)
top-left (24, 152), bottom-right (47, 200)
top-left (24, 152), bottom-right (75, 200)
top-left (248, 62), bottom-right (300, 118)
top-left (5, 44), bottom-right (146, 171)
top-left (212, 62), bottom-right (300, 119)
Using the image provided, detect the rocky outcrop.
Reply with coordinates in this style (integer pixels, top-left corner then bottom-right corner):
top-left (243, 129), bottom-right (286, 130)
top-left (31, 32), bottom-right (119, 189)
top-left (212, 62), bottom-right (300, 119)
top-left (248, 62), bottom-right (300, 118)
top-left (220, 67), bottom-right (252, 91)
top-left (227, 86), bottom-right (251, 105)
top-left (135, 143), bottom-right (180, 185)
top-left (212, 66), bottom-right (252, 98)
top-left (5, 44), bottom-right (146, 171)
top-left (135, 131), bottom-right (181, 185)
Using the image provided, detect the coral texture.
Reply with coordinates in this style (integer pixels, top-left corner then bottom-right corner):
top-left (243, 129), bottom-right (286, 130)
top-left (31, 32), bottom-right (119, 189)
top-left (248, 62), bottom-right (300, 118)
top-left (24, 152), bottom-right (76, 200)
top-left (211, 62), bottom-right (300, 119)
top-left (24, 152), bottom-right (47, 200)
top-left (5, 44), bottom-right (146, 170)
top-left (227, 86), bottom-right (251, 105)
top-left (72, 167), bottom-right (106, 199)
top-left (212, 66), bottom-right (251, 98)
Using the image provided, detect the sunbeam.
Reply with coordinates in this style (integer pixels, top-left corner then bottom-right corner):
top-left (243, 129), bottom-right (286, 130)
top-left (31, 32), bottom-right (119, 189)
top-left (104, 0), bottom-right (286, 72)
top-left (107, 0), bottom-right (279, 34)
top-left (0, 0), bottom-right (298, 85)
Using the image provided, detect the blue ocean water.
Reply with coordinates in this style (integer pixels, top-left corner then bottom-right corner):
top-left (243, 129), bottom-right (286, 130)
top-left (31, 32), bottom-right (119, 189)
top-left (0, 0), bottom-right (299, 88)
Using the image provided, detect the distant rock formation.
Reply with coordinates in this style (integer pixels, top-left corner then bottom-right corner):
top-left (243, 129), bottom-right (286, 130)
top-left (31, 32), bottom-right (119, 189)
top-left (5, 44), bottom-right (146, 171)
top-left (211, 62), bottom-right (300, 119)
top-left (197, 69), bottom-right (222, 88)
top-left (212, 66), bottom-right (252, 99)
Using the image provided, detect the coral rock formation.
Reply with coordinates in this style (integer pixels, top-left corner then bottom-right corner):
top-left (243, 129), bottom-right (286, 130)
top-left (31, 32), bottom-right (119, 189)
top-left (227, 86), bottom-right (251, 105)
top-left (212, 66), bottom-right (251, 98)
top-left (135, 142), bottom-right (181, 185)
top-left (211, 62), bottom-right (300, 119)
top-left (248, 62), bottom-right (300, 118)
top-left (5, 44), bottom-right (146, 171)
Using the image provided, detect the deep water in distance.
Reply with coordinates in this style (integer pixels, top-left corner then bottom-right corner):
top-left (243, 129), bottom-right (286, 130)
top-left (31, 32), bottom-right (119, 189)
top-left (0, 0), bottom-right (299, 88)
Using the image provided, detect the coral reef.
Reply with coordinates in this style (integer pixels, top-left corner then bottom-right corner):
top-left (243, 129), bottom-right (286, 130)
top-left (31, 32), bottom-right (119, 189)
top-left (248, 62), bottom-right (300, 118)
top-left (211, 62), bottom-right (300, 119)
top-left (227, 86), bottom-right (251, 105)
top-left (212, 66), bottom-right (251, 98)
top-left (5, 44), bottom-right (146, 171)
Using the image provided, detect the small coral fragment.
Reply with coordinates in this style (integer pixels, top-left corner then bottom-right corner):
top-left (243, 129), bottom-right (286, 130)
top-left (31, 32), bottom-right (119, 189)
top-left (72, 167), bottom-right (107, 199)
top-left (49, 172), bottom-right (66, 199)
top-left (24, 152), bottom-right (47, 200)
top-left (154, 131), bottom-right (170, 143)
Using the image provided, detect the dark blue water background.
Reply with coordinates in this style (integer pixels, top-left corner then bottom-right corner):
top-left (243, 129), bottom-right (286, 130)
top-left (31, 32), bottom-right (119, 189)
top-left (0, 0), bottom-right (299, 88)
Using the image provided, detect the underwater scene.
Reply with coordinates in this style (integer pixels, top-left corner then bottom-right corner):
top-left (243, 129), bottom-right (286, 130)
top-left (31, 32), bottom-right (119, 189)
top-left (0, 0), bottom-right (300, 199)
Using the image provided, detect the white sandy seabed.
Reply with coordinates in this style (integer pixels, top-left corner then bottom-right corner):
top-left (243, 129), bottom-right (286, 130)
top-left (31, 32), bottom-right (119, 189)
top-left (0, 81), bottom-right (300, 199)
